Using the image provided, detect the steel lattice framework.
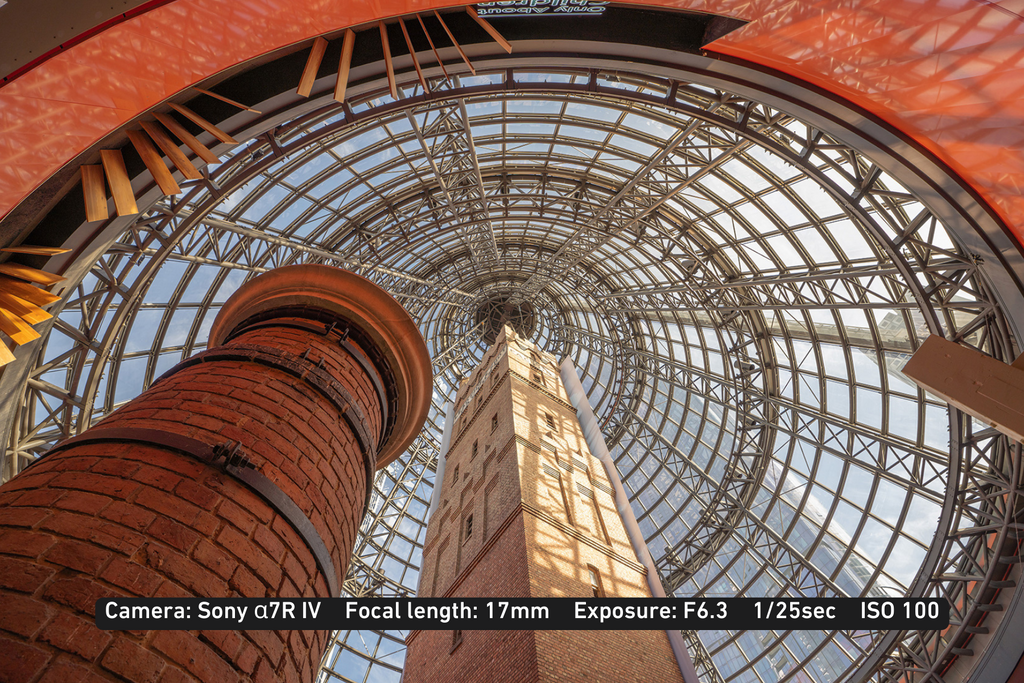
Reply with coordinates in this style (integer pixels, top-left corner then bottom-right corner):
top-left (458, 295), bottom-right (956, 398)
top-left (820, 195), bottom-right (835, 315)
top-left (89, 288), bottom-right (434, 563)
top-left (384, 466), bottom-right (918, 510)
top-left (2, 57), bottom-right (1023, 683)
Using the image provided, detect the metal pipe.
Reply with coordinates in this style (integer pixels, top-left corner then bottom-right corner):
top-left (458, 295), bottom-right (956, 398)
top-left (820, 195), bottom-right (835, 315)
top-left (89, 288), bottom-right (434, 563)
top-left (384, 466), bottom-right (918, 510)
top-left (559, 357), bottom-right (700, 683)
top-left (427, 401), bottom-right (455, 518)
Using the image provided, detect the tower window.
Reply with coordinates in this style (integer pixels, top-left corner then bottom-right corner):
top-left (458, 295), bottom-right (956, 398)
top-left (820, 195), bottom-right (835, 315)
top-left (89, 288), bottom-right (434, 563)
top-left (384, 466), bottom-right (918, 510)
top-left (472, 440), bottom-right (478, 458)
top-left (533, 371), bottom-right (545, 386)
top-left (491, 414), bottom-right (498, 432)
top-left (588, 565), bottom-right (605, 598)
top-left (451, 629), bottom-right (463, 652)
top-left (588, 476), bottom-right (611, 545)
top-left (559, 475), bottom-right (573, 526)
top-left (451, 465), bottom-right (459, 486)
top-left (465, 514), bottom-right (474, 540)
top-left (545, 412), bottom-right (556, 430)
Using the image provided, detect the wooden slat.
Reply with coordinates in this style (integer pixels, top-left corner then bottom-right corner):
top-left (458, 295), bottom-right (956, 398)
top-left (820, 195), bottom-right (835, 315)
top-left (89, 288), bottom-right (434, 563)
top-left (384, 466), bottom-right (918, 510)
top-left (81, 165), bottom-right (108, 222)
top-left (167, 103), bottom-right (238, 145)
top-left (417, 14), bottom-right (449, 79)
top-left (434, 11), bottom-right (475, 75)
top-left (904, 334), bottom-right (1024, 443)
top-left (0, 292), bottom-right (51, 325)
top-left (334, 29), bottom-right (357, 103)
top-left (0, 246), bottom-right (70, 256)
top-left (99, 149), bottom-right (139, 216)
top-left (0, 306), bottom-right (41, 345)
top-left (298, 37), bottom-right (329, 98)
top-left (379, 22), bottom-right (399, 99)
top-left (140, 121), bottom-right (203, 180)
top-left (400, 19), bottom-right (429, 93)
top-left (0, 276), bottom-right (61, 307)
top-left (0, 263), bottom-right (64, 286)
top-left (192, 87), bottom-right (262, 114)
top-left (126, 129), bottom-right (181, 196)
top-left (153, 113), bottom-right (220, 166)
top-left (466, 7), bottom-right (512, 53)
top-left (0, 339), bottom-right (15, 367)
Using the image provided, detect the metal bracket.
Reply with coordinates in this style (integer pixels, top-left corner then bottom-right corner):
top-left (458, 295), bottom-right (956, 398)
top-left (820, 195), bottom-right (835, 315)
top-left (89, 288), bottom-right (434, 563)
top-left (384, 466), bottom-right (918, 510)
top-left (155, 342), bottom-right (379, 516)
top-left (212, 441), bottom-right (254, 471)
top-left (213, 311), bottom-right (397, 450)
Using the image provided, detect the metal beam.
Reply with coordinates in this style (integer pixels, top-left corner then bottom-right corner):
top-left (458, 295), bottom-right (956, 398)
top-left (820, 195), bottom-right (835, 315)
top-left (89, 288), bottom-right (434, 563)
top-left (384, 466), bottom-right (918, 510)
top-left (512, 114), bottom-right (752, 303)
top-left (596, 264), bottom-right (908, 297)
top-left (403, 100), bottom-right (499, 267)
top-left (151, 205), bottom-right (475, 299)
top-left (563, 324), bottom-right (949, 470)
top-left (618, 405), bottom-right (846, 597)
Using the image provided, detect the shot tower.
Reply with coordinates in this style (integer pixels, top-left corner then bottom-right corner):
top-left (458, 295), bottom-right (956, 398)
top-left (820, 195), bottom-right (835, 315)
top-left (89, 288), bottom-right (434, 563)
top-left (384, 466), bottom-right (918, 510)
top-left (404, 326), bottom-right (683, 683)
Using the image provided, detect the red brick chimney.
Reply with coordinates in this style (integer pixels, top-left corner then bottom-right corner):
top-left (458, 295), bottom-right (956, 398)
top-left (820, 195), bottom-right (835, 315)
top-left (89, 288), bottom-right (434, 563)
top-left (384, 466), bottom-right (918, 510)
top-left (0, 265), bottom-right (431, 683)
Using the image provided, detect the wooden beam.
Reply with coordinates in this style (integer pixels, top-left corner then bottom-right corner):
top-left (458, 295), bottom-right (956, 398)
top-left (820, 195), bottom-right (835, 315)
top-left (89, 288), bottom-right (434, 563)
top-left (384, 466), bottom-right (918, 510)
top-left (466, 7), bottom-right (512, 53)
top-left (167, 103), bottom-right (238, 145)
top-left (0, 339), bottom-right (14, 367)
top-left (0, 292), bottom-right (51, 325)
top-left (140, 121), bottom-right (202, 180)
top-left (81, 165), bottom-right (108, 222)
top-left (127, 130), bottom-right (181, 196)
top-left (334, 29), bottom-right (356, 103)
top-left (193, 87), bottom-right (262, 114)
top-left (298, 37), bottom-right (329, 98)
top-left (0, 246), bottom-right (70, 256)
top-left (0, 306), bottom-right (41, 345)
top-left (0, 276), bottom-right (61, 307)
top-left (417, 14), bottom-right (449, 79)
top-left (99, 149), bottom-right (139, 216)
top-left (153, 112), bottom-right (220, 165)
top-left (400, 19), bottom-right (429, 93)
top-left (0, 263), bottom-right (64, 286)
top-left (434, 11), bottom-right (475, 75)
top-left (904, 335), bottom-right (1024, 443)
top-left (379, 22), bottom-right (399, 99)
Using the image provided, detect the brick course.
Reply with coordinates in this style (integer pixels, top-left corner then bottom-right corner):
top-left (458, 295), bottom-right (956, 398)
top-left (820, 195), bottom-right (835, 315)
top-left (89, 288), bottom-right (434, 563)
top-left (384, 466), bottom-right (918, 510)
top-left (0, 317), bottom-right (383, 683)
top-left (405, 328), bottom-right (685, 683)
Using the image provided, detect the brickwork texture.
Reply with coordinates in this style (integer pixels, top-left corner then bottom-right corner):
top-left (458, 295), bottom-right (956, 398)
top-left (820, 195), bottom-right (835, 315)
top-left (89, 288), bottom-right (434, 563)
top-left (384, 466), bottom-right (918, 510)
top-left (0, 317), bottom-right (383, 683)
top-left (405, 327), bottom-right (685, 683)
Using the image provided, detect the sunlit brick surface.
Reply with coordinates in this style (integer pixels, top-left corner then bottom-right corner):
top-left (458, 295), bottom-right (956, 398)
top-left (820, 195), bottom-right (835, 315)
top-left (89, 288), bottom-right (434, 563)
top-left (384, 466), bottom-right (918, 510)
top-left (404, 328), bottom-right (684, 683)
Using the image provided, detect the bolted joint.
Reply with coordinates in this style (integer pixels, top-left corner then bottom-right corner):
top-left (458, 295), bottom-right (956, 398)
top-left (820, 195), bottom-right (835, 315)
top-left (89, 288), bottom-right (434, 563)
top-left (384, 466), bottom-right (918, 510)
top-left (212, 441), bottom-right (254, 471)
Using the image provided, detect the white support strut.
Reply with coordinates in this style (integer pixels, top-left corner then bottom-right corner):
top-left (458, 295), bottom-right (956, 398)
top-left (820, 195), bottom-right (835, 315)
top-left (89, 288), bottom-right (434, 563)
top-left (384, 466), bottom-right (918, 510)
top-left (560, 357), bottom-right (701, 683)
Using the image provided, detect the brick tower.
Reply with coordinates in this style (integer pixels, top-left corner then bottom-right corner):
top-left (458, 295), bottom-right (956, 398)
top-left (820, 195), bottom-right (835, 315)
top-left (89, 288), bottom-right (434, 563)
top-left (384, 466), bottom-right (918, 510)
top-left (404, 327), bottom-right (684, 683)
top-left (0, 265), bottom-right (431, 683)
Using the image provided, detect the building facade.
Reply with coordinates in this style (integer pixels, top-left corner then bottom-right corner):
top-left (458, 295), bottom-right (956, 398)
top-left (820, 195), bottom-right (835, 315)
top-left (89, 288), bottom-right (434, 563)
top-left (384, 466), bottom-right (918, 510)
top-left (404, 327), bottom-right (683, 683)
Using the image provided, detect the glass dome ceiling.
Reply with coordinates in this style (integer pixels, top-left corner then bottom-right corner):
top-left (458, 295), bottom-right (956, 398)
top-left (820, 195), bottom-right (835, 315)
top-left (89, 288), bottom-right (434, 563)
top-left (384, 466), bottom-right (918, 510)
top-left (4, 45), bottom-right (1023, 683)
